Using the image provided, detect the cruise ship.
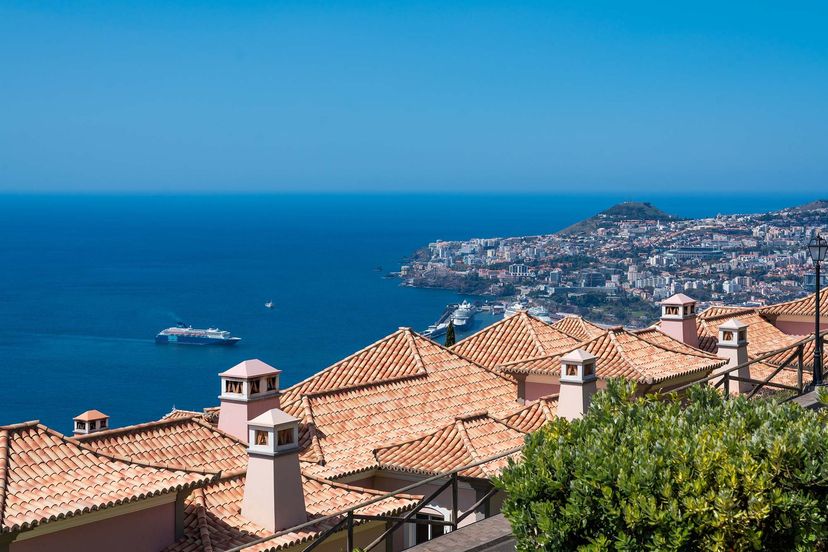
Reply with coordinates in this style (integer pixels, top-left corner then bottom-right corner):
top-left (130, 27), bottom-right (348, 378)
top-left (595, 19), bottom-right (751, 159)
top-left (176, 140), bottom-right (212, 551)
top-left (155, 325), bottom-right (241, 345)
top-left (503, 301), bottom-right (527, 318)
top-left (527, 305), bottom-right (553, 323)
top-left (451, 300), bottom-right (476, 328)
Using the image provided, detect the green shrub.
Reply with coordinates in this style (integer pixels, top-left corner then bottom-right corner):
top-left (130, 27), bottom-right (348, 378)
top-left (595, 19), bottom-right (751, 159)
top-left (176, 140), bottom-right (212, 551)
top-left (496, 380), bottom-right (828, 551)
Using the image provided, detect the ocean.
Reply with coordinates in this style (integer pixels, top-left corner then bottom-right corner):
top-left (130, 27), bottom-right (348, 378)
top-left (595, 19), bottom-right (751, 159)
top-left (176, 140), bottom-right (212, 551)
top-left (0, 192), bottom-right (813, 431)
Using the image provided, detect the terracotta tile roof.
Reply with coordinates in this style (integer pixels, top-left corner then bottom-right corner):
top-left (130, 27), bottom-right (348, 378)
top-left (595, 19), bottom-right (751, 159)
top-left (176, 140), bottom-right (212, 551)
top-left (499, 328), bottom-right (725, 385)
top-left (165, 472), bottom-right (418, 552)
top-left (277, 329), bottom-right (520, 478)
top-left (632, 326), bottom-right (716, 356)
top-left (73, 409), bottom-right (108, 421)
top-left (281, 329), bottom-right (429, 401)
top-left (0, 421), bottom-right (214, 534)
top-left (695, 308), bottom-right (807, 365)
top-left (220, 359), bottom-right (281, 379)
top-left (73, 415), bottom-right (248, 473)
top-left (744, 361), bottom-right (811, 394)
top-left (768, 335), bottom-right (817, 366)
top-left (451, 312), bottom-right (581, 368)
top-left (373, 411), bottom-right (533, 478)
top-left (501, 396), bottom-right (558, 433)
top-left (697, 306), bottom-right (753, 320)
top-left (550, 316), bottom-right (606, 341)
top-left (66, 410), bottom-right (419, 552)
top-left (161, 408), bottom-right (208, 421)
top-left (760, 288), bottom-right (828, 317)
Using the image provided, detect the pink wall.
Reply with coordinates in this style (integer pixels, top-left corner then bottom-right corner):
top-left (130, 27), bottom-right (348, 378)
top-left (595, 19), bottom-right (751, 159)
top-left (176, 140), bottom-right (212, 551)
top-left (11, 502), bottom-right (175, 552)
top-left (773, 319), bottom-right (828, 336)
top-left (524, 382), bottom-right (559, 402)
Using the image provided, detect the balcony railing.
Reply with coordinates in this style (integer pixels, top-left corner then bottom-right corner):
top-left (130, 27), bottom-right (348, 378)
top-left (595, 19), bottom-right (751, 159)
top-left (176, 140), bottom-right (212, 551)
top-left (671, 330), bottom-right (828, 400)
top-left (224, 445), bottom-right (522, 552)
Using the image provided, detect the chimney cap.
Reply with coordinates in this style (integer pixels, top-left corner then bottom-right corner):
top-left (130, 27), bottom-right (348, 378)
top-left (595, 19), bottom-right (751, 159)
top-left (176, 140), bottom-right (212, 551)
top-left (661, 293), bottom-right (696, 306)
top-left (719, 318), bottom-right (748, 331)
top-left (219, 359), bottom-right (281, 379)
top-left (561, 348), bottom-right (597, 364)
top-left (248, 408), bottom-right (299, 428)
top-left (73, 409), bottom-right (109, 422)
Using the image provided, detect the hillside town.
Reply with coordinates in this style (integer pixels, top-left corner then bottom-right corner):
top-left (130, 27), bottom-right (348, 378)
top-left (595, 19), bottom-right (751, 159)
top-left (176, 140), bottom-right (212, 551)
top-left (399, 201), bottom-right (828, 327)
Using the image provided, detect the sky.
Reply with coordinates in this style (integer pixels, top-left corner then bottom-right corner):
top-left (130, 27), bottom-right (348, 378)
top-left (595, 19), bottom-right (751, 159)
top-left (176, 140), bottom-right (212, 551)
top-left (1, 1), bottom-right (827, 194)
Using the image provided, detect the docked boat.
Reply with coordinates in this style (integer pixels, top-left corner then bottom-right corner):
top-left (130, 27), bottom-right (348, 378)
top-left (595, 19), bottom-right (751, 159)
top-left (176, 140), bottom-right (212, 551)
top-left (503, 301), bottom-right (527, 318)
top-left (451, 300), bottom-right (476, 328)
top-left (422, 322), bottom-right (449, 338)
top-left (155, 325), bottom-right (241, 345)
top-left (527, 305), bottom-right (553, 323)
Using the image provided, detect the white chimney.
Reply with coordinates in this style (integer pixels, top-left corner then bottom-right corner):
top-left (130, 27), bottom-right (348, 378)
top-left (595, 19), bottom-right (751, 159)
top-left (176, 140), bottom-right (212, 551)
top-left (716, 318), bottom-right (751, 394)
top-left (660, 293), bottom-right (699, 348)
top-left (218, 359), bottom-right (282, 443)
top-left (241, 408), bottom-right (307, 532)
top-left (557, 349), bottom-right (598, 421)
top-left (73, 410), bottom-right (110, 435)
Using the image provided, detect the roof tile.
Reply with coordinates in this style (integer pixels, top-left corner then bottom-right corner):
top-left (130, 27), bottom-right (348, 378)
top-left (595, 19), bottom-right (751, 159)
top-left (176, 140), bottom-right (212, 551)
top-left (451, 312), bottom-right (581, 368)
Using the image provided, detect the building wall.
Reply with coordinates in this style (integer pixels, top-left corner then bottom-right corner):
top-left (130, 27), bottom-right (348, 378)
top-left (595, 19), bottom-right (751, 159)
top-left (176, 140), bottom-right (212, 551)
top-left (524, 375), bottom-right (559, 401)
top-left (10, 502), bottom-right (175, 552)
top-left (773, 316), bottom-right (828, 336)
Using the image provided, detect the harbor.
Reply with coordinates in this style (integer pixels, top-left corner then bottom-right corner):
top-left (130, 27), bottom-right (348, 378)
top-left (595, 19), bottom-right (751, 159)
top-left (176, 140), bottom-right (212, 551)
top-left (421, 299), bottom-right (557, 341)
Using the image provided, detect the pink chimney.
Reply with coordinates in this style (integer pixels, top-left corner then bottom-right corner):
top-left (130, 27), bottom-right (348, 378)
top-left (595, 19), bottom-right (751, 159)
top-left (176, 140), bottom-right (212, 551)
top-left (660, 293), bottom-right (699, 348)
top-left (218, 359), bottom-right (282, 443)
top-left (241, 408), bottom-right (307, 532)
top-left (557, 349), bottom-right (598, 421)
top-left (716, 318), bottom-right (751, 395)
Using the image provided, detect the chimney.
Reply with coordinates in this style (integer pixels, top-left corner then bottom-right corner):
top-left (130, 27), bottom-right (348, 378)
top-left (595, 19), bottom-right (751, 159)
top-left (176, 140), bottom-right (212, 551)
top-left (241, 409), bottom-right (307, 532)
top-left (557, 349), bottom-right (598, 420)
top-left (218, 359), bottom-right (282, 443)
top-left (73, 410), bottom-right (110, 435)
top-left (716, 318), bottom-right (751, 394)
top-left (660, 293), bottom-right (699, 348)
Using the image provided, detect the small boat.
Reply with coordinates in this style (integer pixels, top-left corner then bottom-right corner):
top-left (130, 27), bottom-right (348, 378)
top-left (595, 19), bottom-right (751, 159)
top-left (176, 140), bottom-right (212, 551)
top-left (265, 301), bottom-right (274, 309)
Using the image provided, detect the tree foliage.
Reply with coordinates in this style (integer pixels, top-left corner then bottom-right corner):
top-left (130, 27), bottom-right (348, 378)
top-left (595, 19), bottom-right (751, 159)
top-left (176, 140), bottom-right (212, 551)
top-left (444, 320), bottom-right (456, 347)
top-left (496, 380), bottom-right (828, 551)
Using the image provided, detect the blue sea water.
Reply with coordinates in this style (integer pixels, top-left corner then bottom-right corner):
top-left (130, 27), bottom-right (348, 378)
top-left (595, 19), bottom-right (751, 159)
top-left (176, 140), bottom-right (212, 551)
top-left (0, 193), bottom-right (814, 431)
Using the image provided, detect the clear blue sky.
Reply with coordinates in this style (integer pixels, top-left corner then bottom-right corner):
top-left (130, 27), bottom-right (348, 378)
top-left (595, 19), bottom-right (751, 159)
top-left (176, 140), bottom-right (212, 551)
top-left (1, 1), bottom-right (826, 193)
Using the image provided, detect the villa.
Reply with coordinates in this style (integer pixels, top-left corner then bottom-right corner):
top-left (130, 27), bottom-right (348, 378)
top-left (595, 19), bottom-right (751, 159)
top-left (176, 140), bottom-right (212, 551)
top-left (1, 289), bottom-right (825, 551)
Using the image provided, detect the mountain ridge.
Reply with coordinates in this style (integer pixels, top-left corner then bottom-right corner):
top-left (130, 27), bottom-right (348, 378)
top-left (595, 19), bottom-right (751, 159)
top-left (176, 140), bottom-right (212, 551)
top-left (557, 201), bottom-right (680, 236)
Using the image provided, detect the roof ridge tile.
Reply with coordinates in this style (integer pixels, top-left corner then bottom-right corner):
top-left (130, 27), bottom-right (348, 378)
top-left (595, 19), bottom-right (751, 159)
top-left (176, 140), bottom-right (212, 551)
top-left (72, 415), bottom-right (197, 442)
top-left (454, 418), bottom-right (484, 470)
top-left (604, 330), bottom-right (652, 384)
top-left (283, 329), bottom-right (411, 394)
top-left (303, 372), bottom-right (429, 400)
top-left (402, 329), bottom-right (428, 374)
top-left (193, 489), bottom-right (214, 552)
top-left (300, 396), bottom-right (325, 465)
top-left (519, 312), bottom-right (546, 356)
